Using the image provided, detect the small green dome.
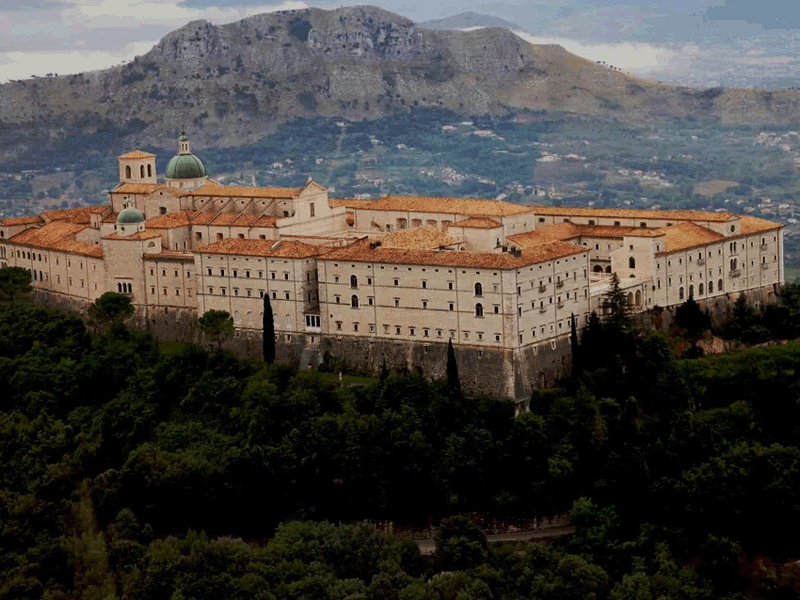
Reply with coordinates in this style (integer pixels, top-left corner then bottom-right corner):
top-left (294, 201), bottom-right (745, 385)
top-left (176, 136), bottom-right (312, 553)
top-left (165, 153), bottom-right (207, 180)
top-left (117, 207), bottom-right (145, 224)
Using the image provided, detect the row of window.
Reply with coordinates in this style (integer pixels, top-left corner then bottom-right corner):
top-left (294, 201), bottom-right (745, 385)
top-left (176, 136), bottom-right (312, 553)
top-left (11, 250), bottom-right (85, 269)
top-left (150, 268), bottom-right (191, 278)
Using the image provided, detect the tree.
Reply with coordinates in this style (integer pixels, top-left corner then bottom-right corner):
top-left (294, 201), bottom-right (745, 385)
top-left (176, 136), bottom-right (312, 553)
top-left (570, 313), bottom-right (582, 382)
top-left (446, 338), bottom-right (461, 396)
top-left (88, 292), bottom-right (133, 331)
top-left (194, 309), bottom-right (234, 349)
top-left (433, 515), bottom-right (487, 571)
top-left (0, 266), bottom-right (32, 304)
top-left (675, 295), bottom-right (711, 338)
top-left (262, 294), bottom-right (275, 364)
top-left (603, 273), bottom-right (630, 333)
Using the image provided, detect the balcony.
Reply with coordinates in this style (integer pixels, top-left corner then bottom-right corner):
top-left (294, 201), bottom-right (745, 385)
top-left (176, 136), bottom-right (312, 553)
top-left (697, 258), bottom-right (705, 266)
top-left (730, 269), bottom-right (741, 278)
top-left (761, 243), bottom-right (769, 251)
top-left (761, 262), bottom-right (770, 270)
top-left (538, 306), bottom-right (548, 314)
top-left (556, 301), bottom-right (564, 309)
top-left (538, 284), bottom-right (547, 293)
top-left (555, 280), bottom-right (564, 289)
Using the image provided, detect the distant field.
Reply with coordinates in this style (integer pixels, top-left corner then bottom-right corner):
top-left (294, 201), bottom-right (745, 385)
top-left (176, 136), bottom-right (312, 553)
top-left (693, 179), bottom-right (738, 197)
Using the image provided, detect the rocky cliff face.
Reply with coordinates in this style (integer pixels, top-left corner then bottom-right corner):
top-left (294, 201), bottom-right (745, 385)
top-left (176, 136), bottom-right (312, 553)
top-left (2, 5), bottom-right (800, 165)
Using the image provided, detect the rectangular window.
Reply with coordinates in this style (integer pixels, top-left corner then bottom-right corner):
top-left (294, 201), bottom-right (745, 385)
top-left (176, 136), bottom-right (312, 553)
top-left (394, 298), bottom-right (400, 307)
top-left (310, 202), bottom-right (315, 217)
top-left (175, 288), bottom-right (180, 296)
top-left (449, 302), bottom-right (454, 311)
top-left (393, 279), bottom-right (399, 286)
top-left (422, 280), bottom-right (427, 288)
top-left (284, 292), bottom-right (290, 300)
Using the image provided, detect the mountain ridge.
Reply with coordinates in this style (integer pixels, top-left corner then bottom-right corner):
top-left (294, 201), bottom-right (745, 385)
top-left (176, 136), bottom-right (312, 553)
top-left (1, 5), bottom-right (800, 167)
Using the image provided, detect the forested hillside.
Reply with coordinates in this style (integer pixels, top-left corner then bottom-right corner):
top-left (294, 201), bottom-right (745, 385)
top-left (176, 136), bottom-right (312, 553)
top-left (2, 267), bottom-right (800, 599)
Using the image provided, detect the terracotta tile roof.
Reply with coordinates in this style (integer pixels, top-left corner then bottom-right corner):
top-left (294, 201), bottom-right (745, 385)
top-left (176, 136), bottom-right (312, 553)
top-left (185, 182), bottom-right (301, 199)
top-left (319, 238), bottom-right (585, 269)
top-left (252, 215), bottom-right (278, 228)
top-left (104, 231), bottom-right (163, 241)
top-left (8, 221), bottom-right (102, 257)
top-left (118, 150), bottom-right (156, 159)
top-left (532, 205), bottom-right (735, 223)
top-left (508, 222), bottom-right (584, 246)
top-left (103, 212), bottom-right (119, 223)
top-left (739, 215), bottom-right (783, 234)
top-left (378, 226), bottom-right (457, 249)
top-left (43, 206), bottom-right (110, 225)
top-left (1, 215), bottom-right (43, 226)
top-left (336, 195), bottom-right (534, 217)
top-left (145, 251), bottom-right (195, 262)
top-left (189, 211), bottom-right (217, 225)
top-left (196, 239), bottom-right (321, 258)
top-left (330, 198), bottom-right (375, 208)
top-left (578, 225), bottom-right (664, 238)
top-left (145, 212), bottom-right (192, 229)
top-left (112, 182), bottom-right (165, 194)
top-left (450, 217), bottom-right (502, 229)
top-left (655, 222), bottom-right (725, 253)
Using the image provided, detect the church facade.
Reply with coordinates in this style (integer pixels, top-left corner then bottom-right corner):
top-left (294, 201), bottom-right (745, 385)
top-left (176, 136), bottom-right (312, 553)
top-left (0, 135), bottom-right (785, 399)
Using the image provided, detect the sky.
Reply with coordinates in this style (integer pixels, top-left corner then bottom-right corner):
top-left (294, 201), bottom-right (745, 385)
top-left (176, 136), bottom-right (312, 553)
top-left (2, 1), bottom-right (800, 87)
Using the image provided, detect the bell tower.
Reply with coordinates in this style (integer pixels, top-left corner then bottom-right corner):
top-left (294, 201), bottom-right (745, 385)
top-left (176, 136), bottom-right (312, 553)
top-left (118, 150), bottom-right (157, 184)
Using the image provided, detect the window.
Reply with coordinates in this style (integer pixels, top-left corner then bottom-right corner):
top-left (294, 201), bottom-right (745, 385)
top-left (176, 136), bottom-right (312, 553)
top-left (310, 202), bottom-right (315, 217)
top-left (284, 273), bottom-right (289, 280)
top-left (448, 281), bottom-right (454, 290)
top-left (423, 328), bottom-right (429, 337)
top-left (494, 305), bottom-right (499, 314)
top-left (448, 302), bottom-right (454, 311)
top-left (351, 295), bottom-right (359, 308)
top-left (284, 292), bottom-right (290, 300)
top-left (475, 303), bottom-right (484, 317)
top-left (336, 321), bottom-right (342, 331)
top-left (474, 282), bottom-right (483, 296)
top-left (396, 326), bottom-right (401, 335)
top-left (353, 323), bottom-right (359, 332)
top-left (350, 275), bottom-right (358, 288)
top-left (393, 278), bottom-right (399, 286)
top-left (368, 297), bottom-right (374, 306)
top-left (394, 298), bottom-right (400, 308)
top-left (422, 280), bottom-right (427, 288)
top-left (629, 257), bottom-right (636, 269)
top-left (271, 272), bottom-right (276, 279)
top-left (422, 300), bottom-right (428, 309)
top-left (679, 287), bottom-right (684, 300)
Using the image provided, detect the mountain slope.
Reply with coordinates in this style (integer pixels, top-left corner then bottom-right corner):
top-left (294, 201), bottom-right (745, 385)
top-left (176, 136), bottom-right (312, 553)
top-left (1, 5), bottom-right (800, 166)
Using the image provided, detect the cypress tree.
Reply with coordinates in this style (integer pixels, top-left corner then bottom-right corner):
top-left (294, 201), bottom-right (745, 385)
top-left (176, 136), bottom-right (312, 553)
top-left (446, 338), bottom-right (461, 395)
top-left (570, 312), bottom-right (582, 381)
top-left (263, 294), bottom-right (275, 364)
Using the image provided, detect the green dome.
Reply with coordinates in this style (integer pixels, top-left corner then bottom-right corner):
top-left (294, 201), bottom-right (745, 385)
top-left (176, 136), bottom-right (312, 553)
top-left (165, 153), bottom-right (207, 180)
top-left (117, 207), bottom-right (145, 224)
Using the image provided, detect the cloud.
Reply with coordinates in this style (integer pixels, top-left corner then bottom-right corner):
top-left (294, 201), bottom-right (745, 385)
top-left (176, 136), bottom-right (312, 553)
top-left (513, 31), bottom-right (696, 77)
top-left (0, 0), bottom-right (307, 82)
top-left (703, 1), bottom-right (800, 31)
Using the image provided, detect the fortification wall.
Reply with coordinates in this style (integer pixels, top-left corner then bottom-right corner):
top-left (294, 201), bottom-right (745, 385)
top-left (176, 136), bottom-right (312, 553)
top-left (636, 283), bottom-right (781, 331)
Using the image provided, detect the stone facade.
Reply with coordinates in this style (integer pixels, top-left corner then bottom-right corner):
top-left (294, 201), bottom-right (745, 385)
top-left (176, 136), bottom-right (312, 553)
top-left (0, 136), bottom-right (786, 400)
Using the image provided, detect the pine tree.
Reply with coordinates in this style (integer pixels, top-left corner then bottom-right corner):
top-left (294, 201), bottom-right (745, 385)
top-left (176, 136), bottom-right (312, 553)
top-left (263, 294), bottom-right (275, 364)
top-left (446, 338), bottom-right (461, 396)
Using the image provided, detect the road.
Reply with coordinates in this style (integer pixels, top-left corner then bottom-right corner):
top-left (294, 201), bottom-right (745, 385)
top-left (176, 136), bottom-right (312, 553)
top-left (416, 525), bottom-right (576, 554)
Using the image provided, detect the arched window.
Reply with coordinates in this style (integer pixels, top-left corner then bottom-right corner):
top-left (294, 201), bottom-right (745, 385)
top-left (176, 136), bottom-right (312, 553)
top-left (626, 292), bottom-right (633, 306)
top-left (629, 257), bottom-right (636, 269)
top-left (246, 311), bottom-right (253, 327)
top-left (699, 283), bottom-right (704, 295)
top-left (350, 275), bottom-right (358, 288)
top-left (718, 279), bottom-right (723, 292)
top-left (635, 290), bottom-right (641, 306)
top-left (285, 315), bottom-right (293, 330)
top-left (605, 266), bottom-right (612, 273)
top-left (475, 303), bottom-right (484, 317)
top-left (689, 285), bottom-right (694, 298)
top-left (593, 265), bottom-right (603, 273)
top-left (147, 164), bottom-right (152, 178)
top-left (117, 282), bottom-right (122, 293)
top-left (125, 165), bottom-right (131, 179)
top-left (32, 270), bottom-right (37, 280)
top-left (730, 258), bottom-right (737, 270)
top-left (140, 165), bottom-right (145, 178)
top-left (351, 295), bottom-right (359, 308)
top-left (234, 310), bottom-right (241, 326)
top-left (679, 287), bottom-right (685, 300)
top-left (708, 280), bottom-right (714, 293)
top-left (474, 282), bottom-right (483, 297)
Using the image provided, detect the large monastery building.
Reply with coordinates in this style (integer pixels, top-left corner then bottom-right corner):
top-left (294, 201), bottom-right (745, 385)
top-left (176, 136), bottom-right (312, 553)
top-left (0, 134), bottom-right (784, 399)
